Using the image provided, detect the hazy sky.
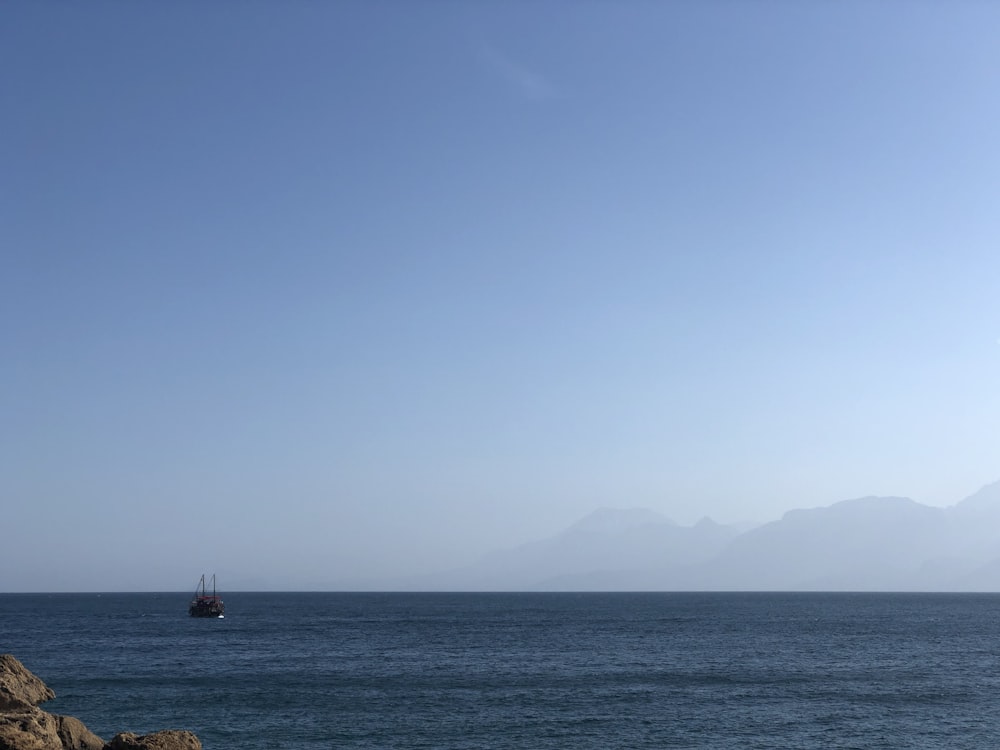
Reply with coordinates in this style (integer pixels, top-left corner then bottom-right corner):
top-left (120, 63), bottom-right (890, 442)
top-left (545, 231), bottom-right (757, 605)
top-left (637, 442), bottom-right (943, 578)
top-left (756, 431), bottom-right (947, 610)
top-left (4, 2), bottom-right (999, 591)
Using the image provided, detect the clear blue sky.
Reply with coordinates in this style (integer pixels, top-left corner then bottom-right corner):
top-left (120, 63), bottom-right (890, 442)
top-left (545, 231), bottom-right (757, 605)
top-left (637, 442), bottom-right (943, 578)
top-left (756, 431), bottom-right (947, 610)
top-left (3, 2), bottom-right (999, 591)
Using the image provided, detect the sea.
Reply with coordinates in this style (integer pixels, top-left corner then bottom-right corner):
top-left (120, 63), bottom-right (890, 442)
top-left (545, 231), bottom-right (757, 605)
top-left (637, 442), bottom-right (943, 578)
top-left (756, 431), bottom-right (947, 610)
top-left (3, 592), bottom-right (1000, 749)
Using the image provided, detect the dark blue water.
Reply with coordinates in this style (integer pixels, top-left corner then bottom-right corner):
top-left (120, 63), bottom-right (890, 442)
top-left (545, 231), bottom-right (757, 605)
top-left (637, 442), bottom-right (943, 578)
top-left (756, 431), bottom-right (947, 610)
top-left (4, 592), bottom-right (1000, 748)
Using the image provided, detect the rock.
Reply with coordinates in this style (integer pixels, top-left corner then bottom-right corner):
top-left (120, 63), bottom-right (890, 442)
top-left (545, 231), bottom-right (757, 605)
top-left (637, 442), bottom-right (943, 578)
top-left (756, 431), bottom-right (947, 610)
top-left (105, 732), bottom-right (201, 750)
top-left (54, 716), bottom-right (104, 750)
top-left (0, 708), bottom-right (63, 750)
top-left (0, 655), bottom-right (55, 712)
top-left (0, 712), bottom-right (104, 750)
top-left (0, 655), bottom-right (199, 750)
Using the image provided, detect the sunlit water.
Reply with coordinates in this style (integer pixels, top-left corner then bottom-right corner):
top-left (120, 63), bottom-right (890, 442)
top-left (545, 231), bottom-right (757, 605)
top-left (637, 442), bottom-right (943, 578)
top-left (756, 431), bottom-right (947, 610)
top-left (4, 592), bottom-right (1000, 748)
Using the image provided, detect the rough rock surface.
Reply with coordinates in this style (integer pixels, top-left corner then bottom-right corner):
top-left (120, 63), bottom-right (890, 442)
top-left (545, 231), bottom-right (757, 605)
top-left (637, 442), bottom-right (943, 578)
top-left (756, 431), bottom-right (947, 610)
top-left (55, 716), bottom-right (104, 750)
top-left (0, 656), bottom-right (200, 750)
top-left (0, 655), bottom-right (55, 712)
top-left (105, 732), bottom-right (201, 750)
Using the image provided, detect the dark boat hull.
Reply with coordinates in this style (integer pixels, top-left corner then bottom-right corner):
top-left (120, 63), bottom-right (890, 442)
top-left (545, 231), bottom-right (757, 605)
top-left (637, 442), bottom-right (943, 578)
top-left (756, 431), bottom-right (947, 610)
top-left (189, 597), bottom-right (224, 617)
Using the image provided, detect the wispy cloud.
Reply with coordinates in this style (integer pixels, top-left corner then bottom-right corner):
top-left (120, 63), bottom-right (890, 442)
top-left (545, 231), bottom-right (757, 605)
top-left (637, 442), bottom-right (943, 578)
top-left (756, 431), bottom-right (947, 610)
top-left (478, 43), bottom-right (553, 101)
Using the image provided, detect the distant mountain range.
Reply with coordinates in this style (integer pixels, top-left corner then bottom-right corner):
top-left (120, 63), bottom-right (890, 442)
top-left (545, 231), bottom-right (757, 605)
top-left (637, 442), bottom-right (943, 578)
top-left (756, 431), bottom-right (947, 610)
top-left (404, 480), bottom-right (1000, 591)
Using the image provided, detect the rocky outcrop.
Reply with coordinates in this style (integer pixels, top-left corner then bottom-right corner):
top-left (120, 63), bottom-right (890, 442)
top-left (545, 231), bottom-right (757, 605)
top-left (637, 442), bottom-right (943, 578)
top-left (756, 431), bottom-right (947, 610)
top-left (0, 709), bottom-right (104, 750)
top-left (0, 655), bottom-right (200, 750)
top-left (104, 732), bottom-right (201, 750)
top-left (0, 655), bottom-right (56, 712)
top-left (55, 715), bottom-right (105, 750)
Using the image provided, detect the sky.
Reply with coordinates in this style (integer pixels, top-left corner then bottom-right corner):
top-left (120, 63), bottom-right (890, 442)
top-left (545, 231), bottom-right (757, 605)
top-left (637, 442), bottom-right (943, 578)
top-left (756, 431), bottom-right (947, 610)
top-left (3, 1), bottom-right (999, 591)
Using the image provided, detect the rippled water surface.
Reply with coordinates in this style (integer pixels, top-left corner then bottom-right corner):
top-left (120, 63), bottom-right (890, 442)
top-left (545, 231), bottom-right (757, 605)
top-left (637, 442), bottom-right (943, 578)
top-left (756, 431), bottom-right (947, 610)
top-left (4, 592), bottom-right (1000, 748)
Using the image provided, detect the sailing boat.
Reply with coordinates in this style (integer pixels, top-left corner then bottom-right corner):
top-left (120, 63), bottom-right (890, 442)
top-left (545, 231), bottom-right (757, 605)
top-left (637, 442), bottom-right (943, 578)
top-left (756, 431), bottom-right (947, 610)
top-left (188, 574), bottom-right (225, 618)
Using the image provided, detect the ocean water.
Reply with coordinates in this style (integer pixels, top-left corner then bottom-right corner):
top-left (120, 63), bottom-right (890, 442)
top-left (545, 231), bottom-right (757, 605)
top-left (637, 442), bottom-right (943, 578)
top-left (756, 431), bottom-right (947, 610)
top-left (3, 592), bottom-right (1000, 749)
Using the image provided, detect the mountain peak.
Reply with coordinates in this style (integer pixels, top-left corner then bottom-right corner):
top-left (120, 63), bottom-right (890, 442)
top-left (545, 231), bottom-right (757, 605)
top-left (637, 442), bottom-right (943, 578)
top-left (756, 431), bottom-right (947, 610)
top-left (951, 480), bottom-right (1000, 516)
top-left (567, 507), bottom-right (673, 535)
top-left (782, 495), bottom-right (918, 522)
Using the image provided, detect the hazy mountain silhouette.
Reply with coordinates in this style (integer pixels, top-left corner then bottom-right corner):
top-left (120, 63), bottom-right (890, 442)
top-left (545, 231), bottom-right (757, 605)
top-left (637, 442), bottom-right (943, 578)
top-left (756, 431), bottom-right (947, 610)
top-left (693, 496), bottom-right (947, 590)
top-left (411, 480), bottom-right (1000, 591)
top-left (410, 508), bottom-right (743, 591)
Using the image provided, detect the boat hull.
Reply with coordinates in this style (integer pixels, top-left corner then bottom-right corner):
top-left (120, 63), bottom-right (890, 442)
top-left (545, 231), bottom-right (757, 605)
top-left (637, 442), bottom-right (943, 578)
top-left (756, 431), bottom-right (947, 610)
top-left (189, 597), bottom-right (224, 617)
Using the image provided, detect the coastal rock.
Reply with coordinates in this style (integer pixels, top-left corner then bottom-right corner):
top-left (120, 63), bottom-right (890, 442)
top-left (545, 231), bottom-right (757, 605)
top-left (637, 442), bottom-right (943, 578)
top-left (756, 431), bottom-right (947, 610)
top-left (0, 709), bottom-right (63, 750)
top-left (0, 655), bottom-right (198, 750)
top-left (55, 716), bottom-right (104, 750)
top-left (0, 707), bottom-right (104, 750)
top-left (0, 655), bottom-right (55, 712)
top-left (105, 732), bottom-right (201, 750)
